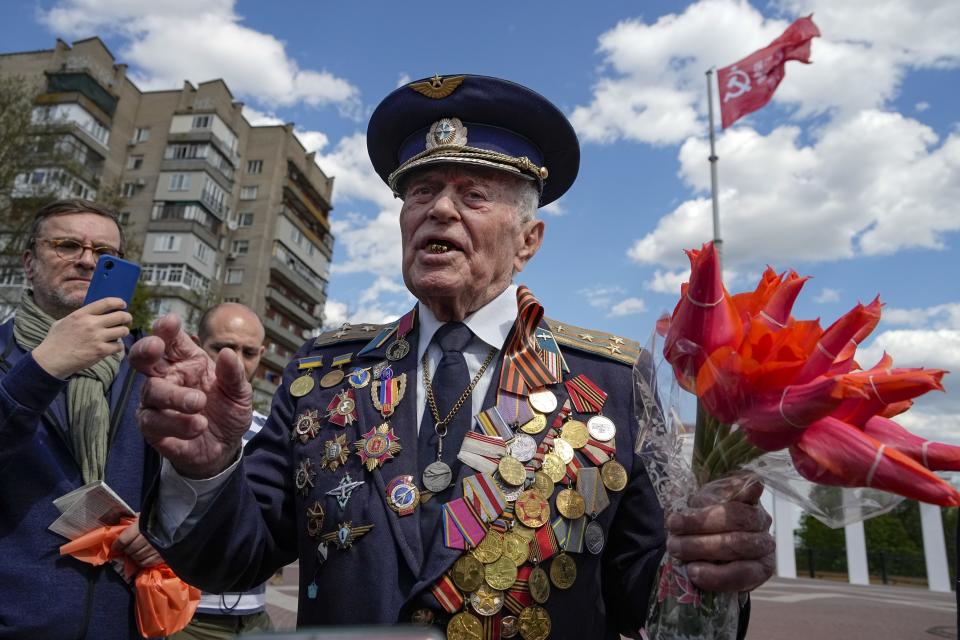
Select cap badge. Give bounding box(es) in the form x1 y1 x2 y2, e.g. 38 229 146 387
427 117 468 148
410 74 465 99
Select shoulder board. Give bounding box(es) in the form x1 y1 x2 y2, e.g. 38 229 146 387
543 317 641 366
313 322 396 347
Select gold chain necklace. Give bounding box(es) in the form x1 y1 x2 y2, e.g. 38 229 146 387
421 346 497 438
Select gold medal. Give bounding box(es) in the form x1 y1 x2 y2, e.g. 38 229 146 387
555 487 586 519
541 453 566 484
293 409 321 443
601 459 628 492
553 438 575 465
469 583 505 616
560 420 589 449
502 531 530 567
320 369 345 388
511 522 536 541
452 554 485 593
517 605 551 640
549 553 577 590
531 471 554 500
472 529 504 564
484 555 518 591
514 490 550 529
520 413 547 435
498 455 527 487
290 374 315 397
447 611 483 640
528 565 551 604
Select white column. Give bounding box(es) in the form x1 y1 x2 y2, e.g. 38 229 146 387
772 492 797 578
920 502 951 592
845 519 870 585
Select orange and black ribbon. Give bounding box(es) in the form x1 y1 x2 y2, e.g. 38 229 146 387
499 287 559 395
564 374 608 413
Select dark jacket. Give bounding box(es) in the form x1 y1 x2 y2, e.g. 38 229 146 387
0 319 155 640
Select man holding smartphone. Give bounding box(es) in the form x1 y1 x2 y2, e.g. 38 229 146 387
0 199 160 639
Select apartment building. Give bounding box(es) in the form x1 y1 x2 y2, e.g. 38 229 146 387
0 37 335 406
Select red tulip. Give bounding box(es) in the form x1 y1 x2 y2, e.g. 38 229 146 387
862 415 960 472
793 299 882 384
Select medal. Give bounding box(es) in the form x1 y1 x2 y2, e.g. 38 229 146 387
320 434 349 471
385 307 415 362
484 555 518 591
585 520 605 555
447 611 483 640
517 605 551 640
354 423 402 471
549 553 577 590
555 487 586 520
528 565 550 604
497 455 527 487
601 459 628 492
502 532 530 567
494 474 525 503
560 419 589 449
320 353 352 388
292 409 321 443
371 369 407 418
386 475 420 516
294 457 316 496
508 433 536 463
514 490 550 529
290 374 315 398
347 367 371 389
472 529 504 564
321 521 374 550
519 413 547 435
527 389 557 414
531 471 554 500
501 615 519 638
327 473 364 509
587 414 616 442
452 554 485 592
325 389 358 427
422 460 453 493
541 453 566 484
306 501 325 538
470 583 505 616
553 438 575 465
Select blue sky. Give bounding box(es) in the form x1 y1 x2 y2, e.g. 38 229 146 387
2 0 958 446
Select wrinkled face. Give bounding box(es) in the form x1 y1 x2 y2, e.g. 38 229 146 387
22 212 123 319
197 305 266 382
399 166 542 313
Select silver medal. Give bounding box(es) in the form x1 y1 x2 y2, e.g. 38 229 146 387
553 437 575 465
508 433 537 463
422 461 453 493
528 389 558 414
585 520 605 555
587 415 616 442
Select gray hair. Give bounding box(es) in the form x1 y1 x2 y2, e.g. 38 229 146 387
28 199 126 255
515 179 540 223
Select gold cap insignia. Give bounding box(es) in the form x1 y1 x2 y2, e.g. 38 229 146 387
410 74 465 99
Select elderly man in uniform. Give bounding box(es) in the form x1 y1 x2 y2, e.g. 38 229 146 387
134 75 774 639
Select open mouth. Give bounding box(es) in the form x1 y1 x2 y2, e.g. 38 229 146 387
423 239 461 254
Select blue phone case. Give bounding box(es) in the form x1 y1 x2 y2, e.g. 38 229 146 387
83 255 142 307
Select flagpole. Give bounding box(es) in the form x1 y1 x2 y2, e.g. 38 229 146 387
705 68 723 271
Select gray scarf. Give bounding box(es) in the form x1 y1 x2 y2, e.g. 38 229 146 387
13 290 122 483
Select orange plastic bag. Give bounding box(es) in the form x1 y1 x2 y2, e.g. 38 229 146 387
59 518 200 637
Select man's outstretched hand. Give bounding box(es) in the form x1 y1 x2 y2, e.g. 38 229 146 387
130 314 253 479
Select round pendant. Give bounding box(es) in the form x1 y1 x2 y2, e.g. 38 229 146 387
501 614 519 638
587 414 616 442
508 433 537 463
531 471 554 501
541 453 566 484
585 520 605 555
336 396 356 416
289 375 315 397
549 553 577 590
385 475 420 516
527 389 558 414
502 531 530 567
514 490 550 529
385 338 410 361
560 420 589 449
555 487 586 519
470 583 505 616
422 460 453 493
498 455 527 487
528 565 550 604
601 459 628 492
447 611 483 640
452 554 485 593
494 474 525 503
320 369 345 388
520 413 547 435
472 529 504 564
553 438 575 465
484 555 518 591
517 605 551 640
347 367 371 389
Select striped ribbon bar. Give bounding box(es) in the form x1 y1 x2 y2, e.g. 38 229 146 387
379 369 398 415
482 613 502 640
495 390 534 427
463 473 508 524
530 523 560 562
564 375 608 414
577 467 610 517
504 565 533 615
441 497 487 550
297 355 324 370
458 432 507 474
535 329 570 373
552 515 587 553
581 438 617 467
499 287 559 395
565 454 584 483
331 353 352 367
475 406 514 440
491 506 515 533
431 573 464 614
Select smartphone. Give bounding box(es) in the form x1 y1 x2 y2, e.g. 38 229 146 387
83 255 141 308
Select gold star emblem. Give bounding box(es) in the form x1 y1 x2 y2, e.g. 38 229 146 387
606 345 623 355
554 325 565 333
361 325 376 332
578 333 595 342
610 336 625 345
333 323 350 338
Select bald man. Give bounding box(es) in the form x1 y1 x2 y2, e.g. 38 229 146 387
193 303 266 383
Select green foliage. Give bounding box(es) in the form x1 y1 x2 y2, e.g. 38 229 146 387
128 281 155 334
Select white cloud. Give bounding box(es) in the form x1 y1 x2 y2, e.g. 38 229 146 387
915 101 930 113
540 199 566 216
581 285 626 309
295 130 329 154
813 287 841 303
41 0 361 117
242 106 284 127
315 133 394 208
329 207 403 278
645 268 688 294
609 297 648 317
880 302 960 330
396 73 411 88
322 297 405 329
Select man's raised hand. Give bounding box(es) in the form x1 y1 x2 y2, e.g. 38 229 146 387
130 314 253 478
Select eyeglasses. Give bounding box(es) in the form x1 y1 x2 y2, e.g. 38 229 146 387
37 237 124 261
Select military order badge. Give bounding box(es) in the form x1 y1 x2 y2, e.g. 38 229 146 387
320 434 350 472
292 409 322 443
326 389 358 427
354 423 403 471
321 521 374 550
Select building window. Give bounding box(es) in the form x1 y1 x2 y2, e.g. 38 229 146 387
230 239 249 255
224 297 241 303
192 115 211 129
142 262 210 293
193 241 211 264
118 212 131 224
225 268 244 284
132 127 150 143
153 234 181 252
238 212 254 227
240 186 258 201
247 160 263 174
169 173 191 191
126 155 144 170
121 182 139 198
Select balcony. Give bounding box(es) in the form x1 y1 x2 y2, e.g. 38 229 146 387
266 285 320 328
167 131 239 167
269 256 326 306
46 71 118 117
146 218 219 250
160 157 234 189
263 316 308 352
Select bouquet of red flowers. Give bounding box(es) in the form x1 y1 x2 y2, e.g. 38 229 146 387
637 242 957 639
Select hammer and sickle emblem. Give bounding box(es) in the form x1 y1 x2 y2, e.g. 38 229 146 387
723 67 752 102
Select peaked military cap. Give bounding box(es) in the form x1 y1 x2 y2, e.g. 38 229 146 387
367 74 580 206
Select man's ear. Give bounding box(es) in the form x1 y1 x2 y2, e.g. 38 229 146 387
22 249 36 281
514 220 544 274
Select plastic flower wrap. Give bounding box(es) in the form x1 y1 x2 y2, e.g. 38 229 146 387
636 241 957 639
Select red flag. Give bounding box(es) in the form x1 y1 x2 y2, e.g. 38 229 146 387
717 15 820 128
